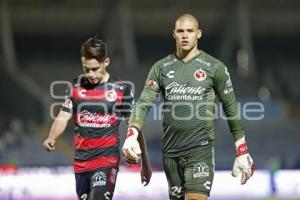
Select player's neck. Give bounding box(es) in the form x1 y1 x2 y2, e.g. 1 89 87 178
176 46 200 63
99 72 110 84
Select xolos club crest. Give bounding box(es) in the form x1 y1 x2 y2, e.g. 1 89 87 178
194 68 207 81
105 90 117 102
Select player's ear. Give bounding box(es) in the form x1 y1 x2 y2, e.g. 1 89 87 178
197 29 202 39
104 57 110 68
172 29 176 39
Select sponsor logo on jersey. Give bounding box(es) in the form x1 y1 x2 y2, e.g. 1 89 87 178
145 79 159 90
108 83 124 90
165 82 206 101
105 90 117 102
193 162 209 178
163 58 177 67
166 82 205 95
194 69 207 81
77 110 117 128
91 171 107 187
195 58 211 67
226 78 232 87
224 88 233 94
225 67 230 76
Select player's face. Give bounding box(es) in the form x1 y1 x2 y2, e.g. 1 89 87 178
81 57 110 84
173 19 201 51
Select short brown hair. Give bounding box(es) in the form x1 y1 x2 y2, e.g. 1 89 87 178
80 37 108 62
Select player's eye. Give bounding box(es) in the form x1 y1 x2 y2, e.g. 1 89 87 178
83 68 88 73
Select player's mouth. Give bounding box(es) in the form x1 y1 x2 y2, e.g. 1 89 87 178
181 41 189 46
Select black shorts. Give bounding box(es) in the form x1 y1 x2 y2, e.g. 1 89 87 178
75 167 119 200
163 144 215 200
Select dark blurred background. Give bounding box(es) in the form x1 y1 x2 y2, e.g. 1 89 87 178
1 0 300 172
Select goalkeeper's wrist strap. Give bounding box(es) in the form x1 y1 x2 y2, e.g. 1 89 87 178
237 143 248 156
235 136 249 156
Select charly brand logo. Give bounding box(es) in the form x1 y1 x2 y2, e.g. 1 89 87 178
77 110 117 128
194 69 207 81
193 162 209 178
92 171 107 187
165 82 206 100
78 89 87 97
167 71 175 79
105 90 117 102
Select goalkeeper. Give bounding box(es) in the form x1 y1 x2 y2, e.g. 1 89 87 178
122 13 255 200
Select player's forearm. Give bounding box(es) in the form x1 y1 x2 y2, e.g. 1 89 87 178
222 99 245 140
48 118 68 140
137 130 151 167
129 88 157 128
47 111 71 140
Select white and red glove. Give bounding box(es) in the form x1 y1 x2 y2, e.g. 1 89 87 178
232 136 255 184
122 127 141 164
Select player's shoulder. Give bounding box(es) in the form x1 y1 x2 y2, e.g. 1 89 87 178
108 76 131 91
198 50 226 72
71 77 84 88
152 54 177 69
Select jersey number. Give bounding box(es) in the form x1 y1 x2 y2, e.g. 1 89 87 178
171 186 183 198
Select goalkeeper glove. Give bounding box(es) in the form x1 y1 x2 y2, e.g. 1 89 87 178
232 136 255 184
122 127 141 163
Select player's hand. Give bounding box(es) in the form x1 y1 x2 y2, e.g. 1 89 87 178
232 136 255 184
123 153 140 166
141 162 152 186
43 137 56 151
122 127 141 164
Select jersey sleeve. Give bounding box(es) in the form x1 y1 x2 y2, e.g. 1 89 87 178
119 84 134 118
61 85 73 114
214 63 244 140
129 62 161 127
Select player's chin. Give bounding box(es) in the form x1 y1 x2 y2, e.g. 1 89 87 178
88 78 99 84
180 45 192 51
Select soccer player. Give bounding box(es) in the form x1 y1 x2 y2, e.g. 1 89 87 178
43 37 151 200
122 14 255 200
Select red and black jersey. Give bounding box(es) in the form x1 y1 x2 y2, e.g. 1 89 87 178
61 76 134 173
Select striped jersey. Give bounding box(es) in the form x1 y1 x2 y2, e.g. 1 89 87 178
62 76 133 173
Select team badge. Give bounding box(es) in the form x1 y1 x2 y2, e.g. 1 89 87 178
91 171 107 187
194 69 206 81
193 162 209 178
105 90 117 102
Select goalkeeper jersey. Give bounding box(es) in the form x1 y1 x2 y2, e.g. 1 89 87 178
130 50 244 157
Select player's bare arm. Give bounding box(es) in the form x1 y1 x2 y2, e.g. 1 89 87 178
123 119 152 186
43 110 72 151
137 128 152 186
